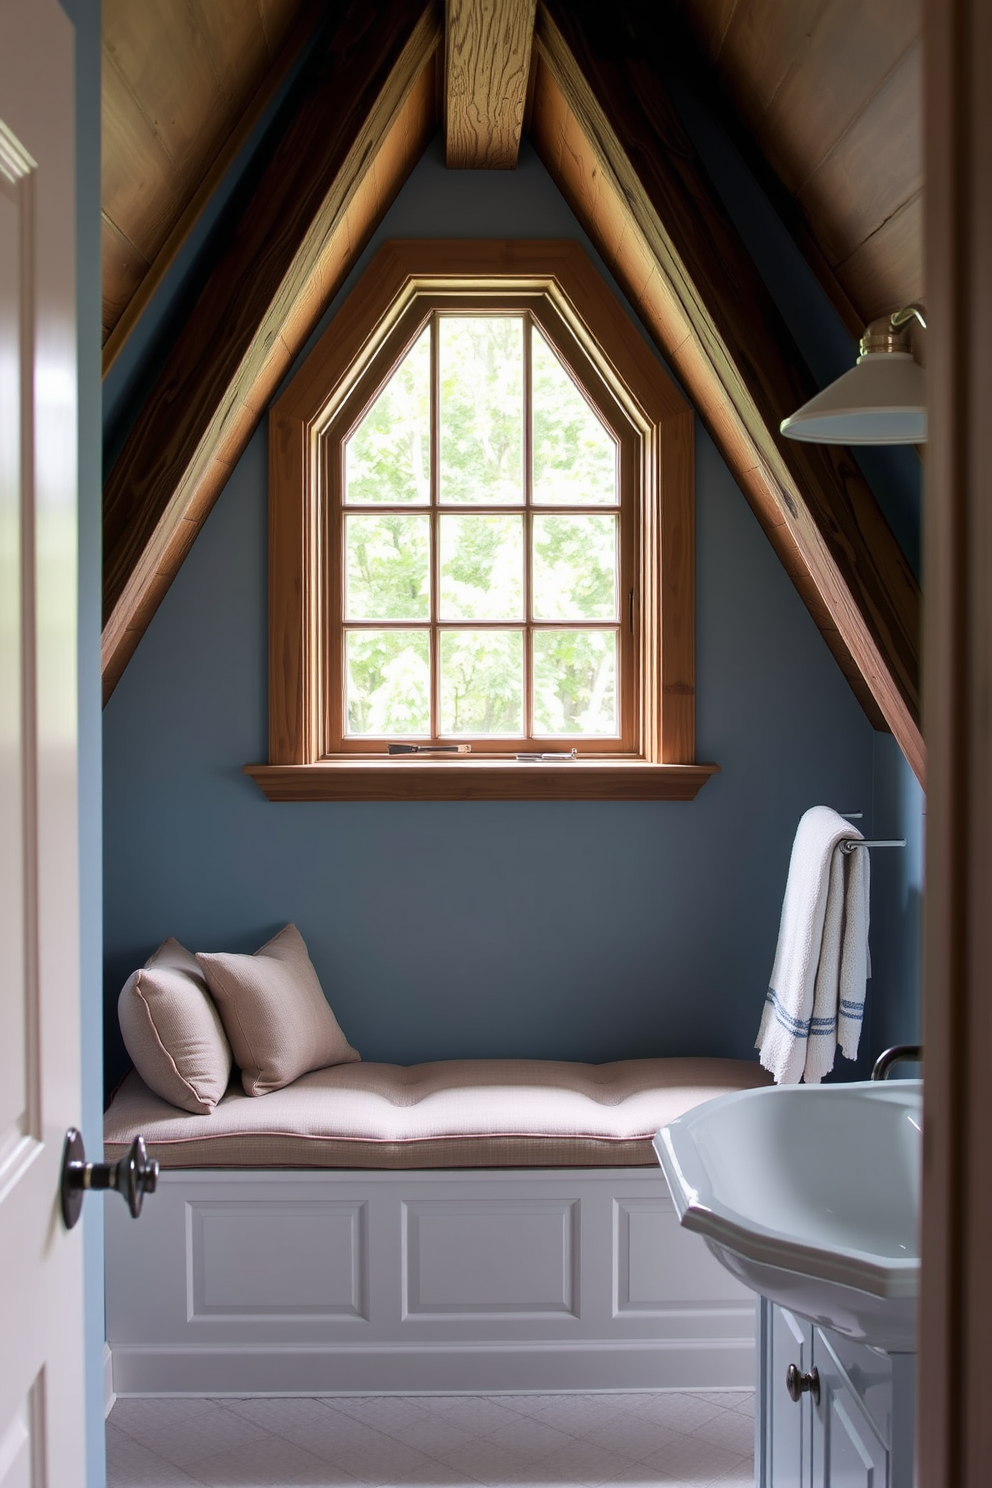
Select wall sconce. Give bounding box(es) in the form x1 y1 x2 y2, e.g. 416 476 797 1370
780 305 927 444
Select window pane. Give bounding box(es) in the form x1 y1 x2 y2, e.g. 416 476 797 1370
439 317 523 505
344 325 430 504
439 514 523 620
532 514 618 620
439 630 523 734
345 630 430 736
532 327 618 506
345 514 430 621
533 630 618 735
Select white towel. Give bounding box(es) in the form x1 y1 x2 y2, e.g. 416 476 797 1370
756 806 871 1084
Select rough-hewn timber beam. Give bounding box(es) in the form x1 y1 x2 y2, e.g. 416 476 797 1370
445 0 536 167
532 2 924 785
102 1 441 702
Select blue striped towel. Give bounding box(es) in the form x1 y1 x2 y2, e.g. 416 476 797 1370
756 806 870 1084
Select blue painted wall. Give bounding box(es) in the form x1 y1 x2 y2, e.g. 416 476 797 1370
103 137 892 1088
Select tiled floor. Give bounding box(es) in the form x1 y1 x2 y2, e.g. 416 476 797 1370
106 1390 755 1488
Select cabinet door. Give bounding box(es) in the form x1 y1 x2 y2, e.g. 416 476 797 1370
812 1331 889 1488
760 1301 813 1488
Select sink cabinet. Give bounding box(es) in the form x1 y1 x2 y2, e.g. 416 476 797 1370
757 1299 915 1488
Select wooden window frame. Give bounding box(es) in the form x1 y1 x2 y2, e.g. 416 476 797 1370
247 240 716 801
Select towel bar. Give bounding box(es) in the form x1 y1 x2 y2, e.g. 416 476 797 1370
839 837 906 854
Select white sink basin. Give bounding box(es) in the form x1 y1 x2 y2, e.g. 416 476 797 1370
654 1079 921 1352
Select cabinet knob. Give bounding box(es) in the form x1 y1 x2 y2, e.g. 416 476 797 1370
786 1362 820 1405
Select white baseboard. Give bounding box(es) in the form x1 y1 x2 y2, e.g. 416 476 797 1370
110 1337 755 1396
103 1341 115 1417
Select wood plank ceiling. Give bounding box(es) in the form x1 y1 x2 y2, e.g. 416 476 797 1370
675 0 922 331
101 0 317 371
99 0 924 781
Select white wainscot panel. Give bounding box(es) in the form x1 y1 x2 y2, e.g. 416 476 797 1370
403 1199 578 1318
186 1200 368 1320
615 1196 753 1313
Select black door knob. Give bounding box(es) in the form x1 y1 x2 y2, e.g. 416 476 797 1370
60 1128 159 1230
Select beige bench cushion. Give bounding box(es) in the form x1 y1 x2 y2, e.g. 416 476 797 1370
104 1057 772 1169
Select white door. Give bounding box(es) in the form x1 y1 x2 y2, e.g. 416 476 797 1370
0 2 87 1484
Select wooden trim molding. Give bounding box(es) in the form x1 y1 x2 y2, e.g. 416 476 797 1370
245 761 718 802
260 238 709 802
918 0 992 1482
444 0 537 168
100 0 442 703
531 2 924 787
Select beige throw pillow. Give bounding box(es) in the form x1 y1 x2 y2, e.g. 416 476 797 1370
197 924 360 1096
118 939 233 1114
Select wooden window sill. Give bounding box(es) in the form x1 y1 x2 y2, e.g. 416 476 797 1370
244 760 719 802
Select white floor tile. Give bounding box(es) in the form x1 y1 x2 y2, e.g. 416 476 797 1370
436 1438 532 1485
639 1432 746 1483
106 1432 202 1488
184 1434 351 1487
136 1410 271 1470
222 1396 340 1434
379 1415 480 1458
111 1397 225 1439
429 1397 534 1433
106 1390 755 1488
688 1410 755 1456
481 1418 575 1461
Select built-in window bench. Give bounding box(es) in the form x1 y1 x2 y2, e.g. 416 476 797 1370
103 1057 770 1398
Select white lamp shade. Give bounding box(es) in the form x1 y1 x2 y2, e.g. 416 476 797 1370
779 351 927 444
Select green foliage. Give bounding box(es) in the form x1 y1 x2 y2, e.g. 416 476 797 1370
533 630 617 735
346 631 430 736
440 630 523 734
346 514 430 620
345 327 430 505
439 318 523 504
532 328 617 506
440 514 523 620
533 514 617 620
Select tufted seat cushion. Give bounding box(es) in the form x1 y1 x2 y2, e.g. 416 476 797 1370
104 1056 772 1169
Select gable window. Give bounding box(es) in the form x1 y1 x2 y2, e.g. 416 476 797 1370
247 242 716 801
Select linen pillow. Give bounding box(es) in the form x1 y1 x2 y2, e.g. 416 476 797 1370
196 924 359 1096
118 938 233 1114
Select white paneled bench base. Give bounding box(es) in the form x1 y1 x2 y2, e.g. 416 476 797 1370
105 1166 755 1397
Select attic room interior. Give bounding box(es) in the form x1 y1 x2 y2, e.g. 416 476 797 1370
2 0 991 1485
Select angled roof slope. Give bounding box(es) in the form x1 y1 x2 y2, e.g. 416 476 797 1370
102 0 923 786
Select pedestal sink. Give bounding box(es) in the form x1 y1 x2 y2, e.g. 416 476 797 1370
653 1079 921 1351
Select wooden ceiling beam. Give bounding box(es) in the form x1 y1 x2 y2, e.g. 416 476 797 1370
445 0 536 167
533 2 924 784
101 0 441 702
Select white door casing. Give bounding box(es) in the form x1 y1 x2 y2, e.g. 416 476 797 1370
0 3 85 1484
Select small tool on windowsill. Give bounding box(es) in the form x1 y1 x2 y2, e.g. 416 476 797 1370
386 743 472 755
515 750 578 762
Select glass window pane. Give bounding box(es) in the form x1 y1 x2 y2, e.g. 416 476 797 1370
345 630 430 736
532 514 618 620
532 327 618 506
345 514 430 621
439 630 523 734
533 630 618 735
439 514 523 620
344 325 430 504
439 317 523 505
